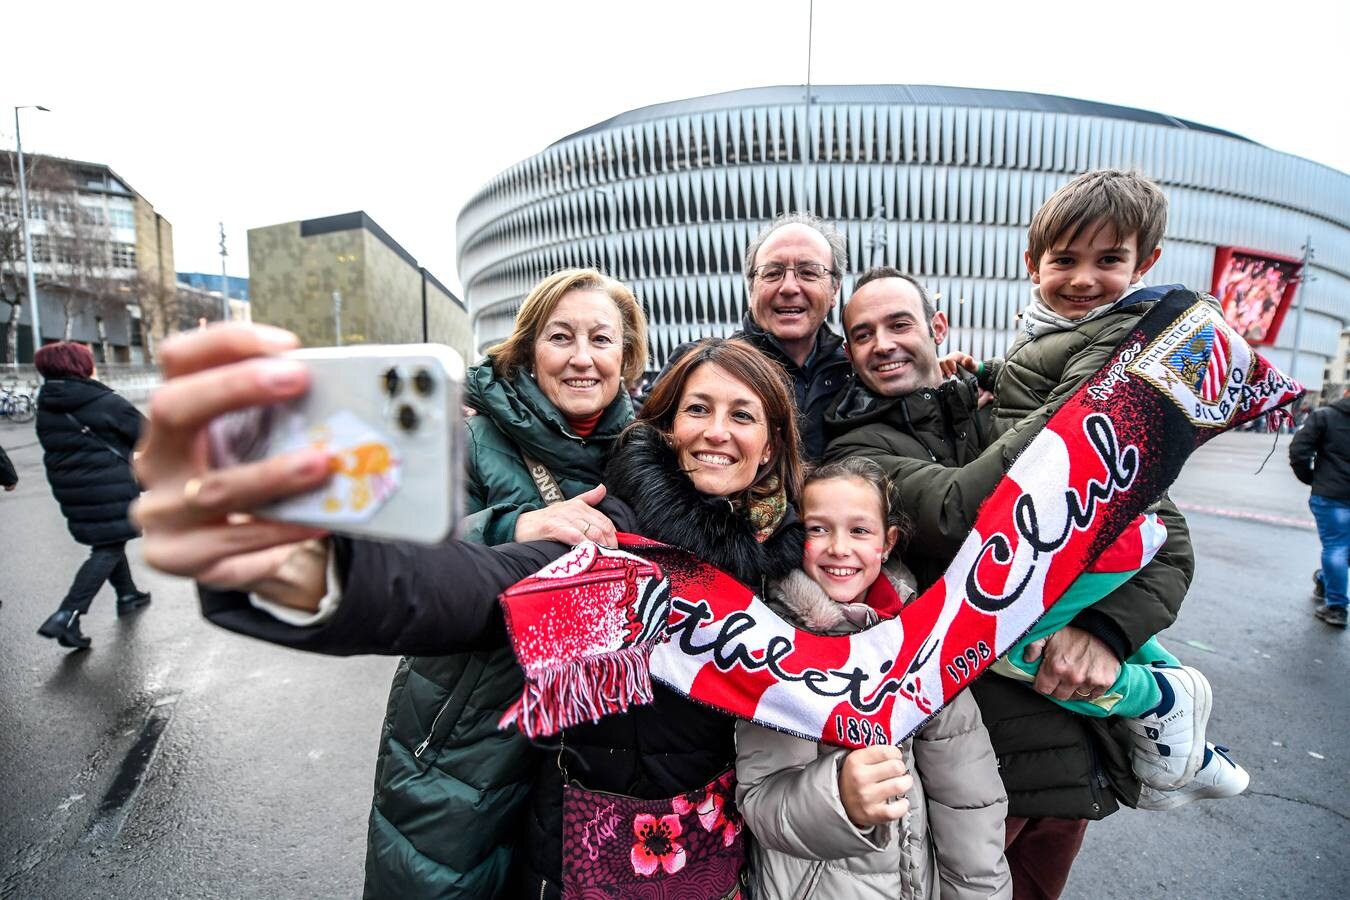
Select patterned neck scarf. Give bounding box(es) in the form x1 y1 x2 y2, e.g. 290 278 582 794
739 477 787 544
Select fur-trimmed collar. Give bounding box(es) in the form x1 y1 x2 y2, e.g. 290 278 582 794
606 423 804 588
768 562 917 635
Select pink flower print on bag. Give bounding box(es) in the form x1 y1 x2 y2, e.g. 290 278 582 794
630 814 687 876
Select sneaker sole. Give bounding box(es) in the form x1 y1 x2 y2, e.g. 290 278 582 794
1135 666 1213 791
1136 762 1250 811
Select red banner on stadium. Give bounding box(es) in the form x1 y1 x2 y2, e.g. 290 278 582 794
1212 246 1304 346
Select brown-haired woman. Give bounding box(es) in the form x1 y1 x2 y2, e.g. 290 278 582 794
33 341 149 650
132 333 805 897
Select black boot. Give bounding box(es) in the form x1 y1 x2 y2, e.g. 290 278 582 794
37 610 92 650
116 591 152 617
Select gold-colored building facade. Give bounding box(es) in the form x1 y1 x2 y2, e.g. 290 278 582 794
248 212 471 360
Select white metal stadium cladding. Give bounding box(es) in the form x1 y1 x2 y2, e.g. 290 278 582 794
458 85 1350 385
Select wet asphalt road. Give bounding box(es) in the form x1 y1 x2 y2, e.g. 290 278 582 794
1 423 1345 899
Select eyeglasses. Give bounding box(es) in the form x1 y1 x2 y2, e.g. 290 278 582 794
750 262 837 284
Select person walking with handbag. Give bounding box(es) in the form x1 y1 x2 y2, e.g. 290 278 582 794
33 341 149 650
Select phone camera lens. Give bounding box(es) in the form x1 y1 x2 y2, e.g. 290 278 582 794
397 404 419 432
383 368 402 397
412 369 434 396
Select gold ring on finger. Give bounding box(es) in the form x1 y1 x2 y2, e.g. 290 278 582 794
183 476 205 509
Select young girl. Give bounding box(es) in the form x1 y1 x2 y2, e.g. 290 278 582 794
736 457 1011 900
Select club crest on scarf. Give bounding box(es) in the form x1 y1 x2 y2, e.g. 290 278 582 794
1121 300 1299 428
498 289 1304 750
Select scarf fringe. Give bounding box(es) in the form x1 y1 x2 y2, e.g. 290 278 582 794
499 639 660 738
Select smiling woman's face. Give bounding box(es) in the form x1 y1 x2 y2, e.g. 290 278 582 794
669 363 772 497
531 289 624 420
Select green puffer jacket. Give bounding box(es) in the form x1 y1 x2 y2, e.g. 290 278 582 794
364 363 633 899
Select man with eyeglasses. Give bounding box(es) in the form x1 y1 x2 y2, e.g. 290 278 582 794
654 212 852 460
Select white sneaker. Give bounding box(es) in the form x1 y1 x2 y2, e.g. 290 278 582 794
1136 743 1249 811
1125 665 1213 790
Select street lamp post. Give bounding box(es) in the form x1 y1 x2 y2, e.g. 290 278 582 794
14 105 50 357
1287 236 1315 384
332 290 343 346
218 222 231 322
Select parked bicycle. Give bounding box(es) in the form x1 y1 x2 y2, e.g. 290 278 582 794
1 379 38 423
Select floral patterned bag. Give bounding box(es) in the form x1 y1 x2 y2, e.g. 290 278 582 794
560 768 746 899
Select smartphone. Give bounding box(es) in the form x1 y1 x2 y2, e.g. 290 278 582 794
207 344 466 544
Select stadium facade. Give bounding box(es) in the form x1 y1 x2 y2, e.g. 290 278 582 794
457 85 1350 387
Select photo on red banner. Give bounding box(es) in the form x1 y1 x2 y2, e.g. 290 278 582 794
1211 246 1303 346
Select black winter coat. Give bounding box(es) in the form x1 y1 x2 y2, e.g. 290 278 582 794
1290 398 1350 502
36 378 144 546
201 423 804 899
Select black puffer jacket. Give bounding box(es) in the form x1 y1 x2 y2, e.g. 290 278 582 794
201 423 804 899
1290 398 1350 501
36 378 143 546
657 312 850 460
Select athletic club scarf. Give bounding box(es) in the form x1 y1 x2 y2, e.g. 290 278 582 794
498 290 1304 749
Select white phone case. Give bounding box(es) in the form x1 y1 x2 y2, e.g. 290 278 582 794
208 344 466 544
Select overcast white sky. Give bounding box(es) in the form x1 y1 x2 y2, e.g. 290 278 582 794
5 0 1346 296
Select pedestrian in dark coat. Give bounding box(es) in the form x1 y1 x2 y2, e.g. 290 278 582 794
1291 389 1350 628
33 342 149 650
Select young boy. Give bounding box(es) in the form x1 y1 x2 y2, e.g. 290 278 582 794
940 168 1248 810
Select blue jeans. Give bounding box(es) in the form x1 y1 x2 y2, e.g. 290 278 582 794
1309 495 1350 610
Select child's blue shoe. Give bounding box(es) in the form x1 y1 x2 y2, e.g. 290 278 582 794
1125 664 1212 791
1135 743 1248 811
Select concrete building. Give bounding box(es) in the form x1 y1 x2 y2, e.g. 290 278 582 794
1 152 174 363
457 85 1350 388
248 211 471 360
